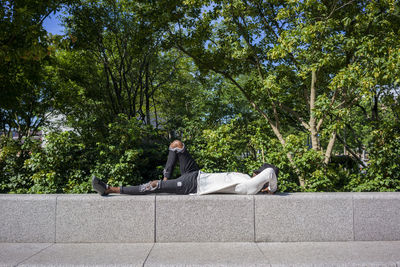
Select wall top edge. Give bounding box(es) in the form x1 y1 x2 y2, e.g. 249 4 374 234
0 192 399 199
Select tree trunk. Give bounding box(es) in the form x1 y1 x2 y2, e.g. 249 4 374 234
309 70 320 151
152 95 159 129
372 93 379 121
261 109 305 187
324 131 337 164
261 147 265 163
145 62 151 125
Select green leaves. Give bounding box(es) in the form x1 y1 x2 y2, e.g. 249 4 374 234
2 0 400 193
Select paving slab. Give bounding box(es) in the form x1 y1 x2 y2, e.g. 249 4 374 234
255 193 354 242
156 195 254 242
0 243 52 267
354 192 400 241
18 243 154 267
144 242 268 266
257 241 400 267
0 195 56 242
1 241 399 266
56 194 155 243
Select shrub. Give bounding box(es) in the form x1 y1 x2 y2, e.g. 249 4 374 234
0 137 40 193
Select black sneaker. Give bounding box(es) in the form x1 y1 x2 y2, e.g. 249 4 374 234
92 176 109 196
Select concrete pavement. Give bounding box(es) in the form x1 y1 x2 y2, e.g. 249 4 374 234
2 193 400 266
1 241 400 266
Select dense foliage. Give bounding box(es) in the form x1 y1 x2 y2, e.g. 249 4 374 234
1 0 399 193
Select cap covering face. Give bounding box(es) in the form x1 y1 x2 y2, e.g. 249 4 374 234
253 163 279 177
253 163 279 191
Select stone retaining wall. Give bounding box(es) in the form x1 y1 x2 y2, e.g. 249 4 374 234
1 192 399 243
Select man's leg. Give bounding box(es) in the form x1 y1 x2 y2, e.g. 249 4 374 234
127 140 199 194
119 171 198 195
92 175 191 195
163 140 199 179
92 140 199 196
120 179 186 195
93 174 198 196
119 181 158 195
92 177 160 195
163 141 180 180
110 179 187 195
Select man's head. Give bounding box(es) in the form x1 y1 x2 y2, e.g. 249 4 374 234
252 163 279 193
252 163 279 177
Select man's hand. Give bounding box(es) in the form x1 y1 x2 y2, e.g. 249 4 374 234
261 188 274 194
163 177 168 181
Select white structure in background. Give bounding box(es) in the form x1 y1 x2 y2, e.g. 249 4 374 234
41 112 75 146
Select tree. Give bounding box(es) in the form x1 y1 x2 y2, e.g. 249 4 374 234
0 0 74 138
59 0 191 127
167 0 400 187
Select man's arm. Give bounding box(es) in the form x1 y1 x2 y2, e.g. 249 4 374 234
235 168 277 194
261 186 274 194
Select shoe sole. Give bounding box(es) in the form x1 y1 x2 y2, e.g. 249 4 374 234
92 177 108 196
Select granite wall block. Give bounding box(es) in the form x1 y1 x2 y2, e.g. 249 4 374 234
255 193 354 242
156 194 254 242
354 192 400 241
0 195 56 242
56 194 155 243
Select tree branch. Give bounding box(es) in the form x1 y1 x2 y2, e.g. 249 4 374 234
336 134 367 168
317 89 338 132
279 103 310 131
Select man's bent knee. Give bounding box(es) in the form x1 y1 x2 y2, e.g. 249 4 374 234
169 140 184 150
150 180 159 188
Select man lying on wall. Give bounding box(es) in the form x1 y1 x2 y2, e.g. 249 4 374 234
92 140 278 196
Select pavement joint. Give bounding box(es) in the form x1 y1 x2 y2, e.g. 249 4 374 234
253 195 256 242
142 242 156 267
1 241 400 266
255 242 270 266
154 195 157 243
15 243 54 267
352 194 355 241
54 195 58 243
